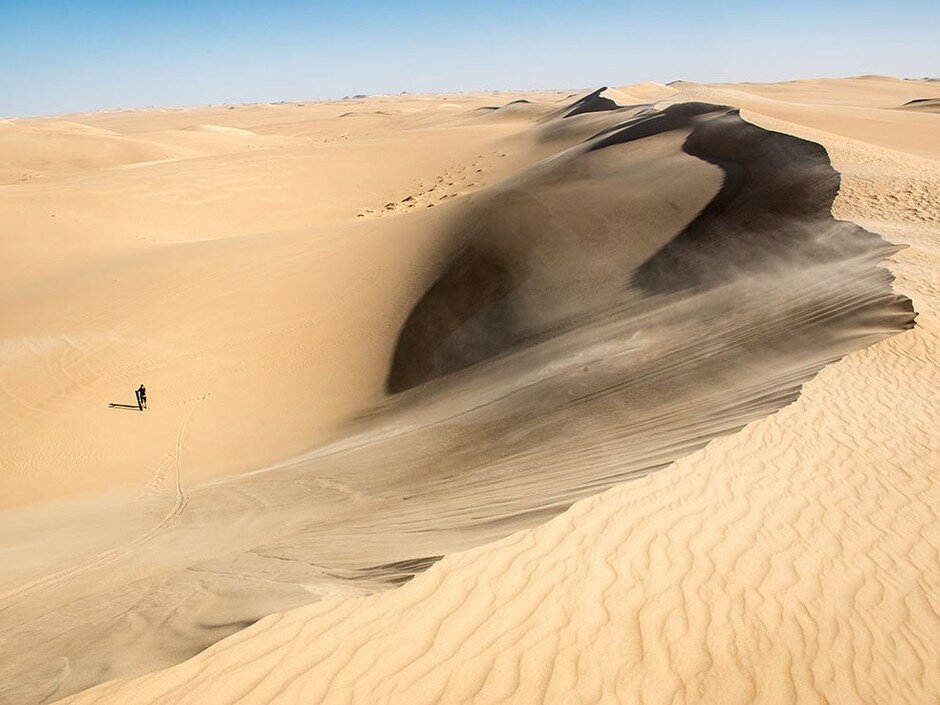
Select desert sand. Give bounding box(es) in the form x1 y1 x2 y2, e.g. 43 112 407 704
0 76 937 704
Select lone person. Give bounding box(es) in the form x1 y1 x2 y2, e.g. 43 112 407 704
136 384 147 411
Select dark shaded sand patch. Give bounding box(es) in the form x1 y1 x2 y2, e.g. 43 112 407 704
349 556 445 587
388 246 526 392
550 86 621 119
389 102 913 392
895 98 940 113
606 104 906 293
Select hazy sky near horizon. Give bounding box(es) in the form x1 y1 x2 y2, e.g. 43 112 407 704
1 0 938 117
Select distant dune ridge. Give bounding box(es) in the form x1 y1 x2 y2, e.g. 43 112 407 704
551 86 622 119
0 77 937 705
897 97 940 113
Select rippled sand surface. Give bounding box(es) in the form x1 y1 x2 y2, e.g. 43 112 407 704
0 76 936 705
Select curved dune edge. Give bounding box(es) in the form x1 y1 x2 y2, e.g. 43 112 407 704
57 105 940 702
5 92 920 705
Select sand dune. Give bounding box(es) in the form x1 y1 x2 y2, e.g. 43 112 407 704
0 78 937 705
673 81 940 159
612 81 678 103
549 86 622 118
0 119 304 186
711 75 933 107
897 97 940 113
0 121 188 184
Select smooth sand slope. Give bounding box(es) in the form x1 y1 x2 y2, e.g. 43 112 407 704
0 77 936 705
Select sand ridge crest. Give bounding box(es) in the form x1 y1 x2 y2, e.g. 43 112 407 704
0 78 936 705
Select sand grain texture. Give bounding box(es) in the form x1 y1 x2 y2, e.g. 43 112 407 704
0 78 937 705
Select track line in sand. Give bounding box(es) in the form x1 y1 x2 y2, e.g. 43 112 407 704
0 394 207 616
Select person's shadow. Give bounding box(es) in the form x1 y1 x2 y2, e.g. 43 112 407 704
108 402 140 411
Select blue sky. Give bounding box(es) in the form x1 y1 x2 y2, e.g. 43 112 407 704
1 0 938 117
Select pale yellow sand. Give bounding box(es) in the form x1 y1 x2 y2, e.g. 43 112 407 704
0 90 569 506
0 78 937 705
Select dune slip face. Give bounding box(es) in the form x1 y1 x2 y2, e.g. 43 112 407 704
0 86 924 705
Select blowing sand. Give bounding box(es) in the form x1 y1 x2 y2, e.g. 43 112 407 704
0 77 937 705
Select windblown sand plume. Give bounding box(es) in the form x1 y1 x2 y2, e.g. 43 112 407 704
0 78 937 705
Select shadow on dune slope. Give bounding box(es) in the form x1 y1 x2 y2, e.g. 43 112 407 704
896 97 940 113
388 245 526 392
626 105 901 292
1 99 916 705
556 86 621 118
388 102 913 393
